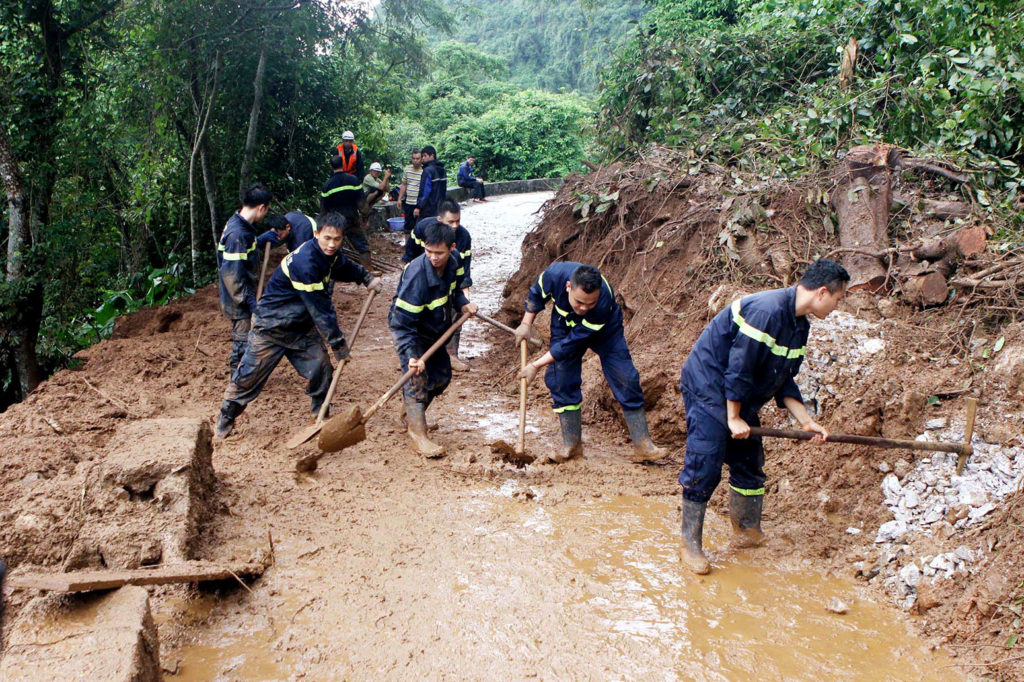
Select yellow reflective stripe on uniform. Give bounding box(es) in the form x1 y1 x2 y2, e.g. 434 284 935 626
321 185 363 197
554 305 576 327
412 232 426 247
731 299 806 360
460 249 472 257
553 403 582 413
581 319 604 331
456 267 465 276
218 240 257 261
537 273 546 297
730 485 766 496
449 281 457 293
281 257 326 292
395 294 450 314
395 298 424 313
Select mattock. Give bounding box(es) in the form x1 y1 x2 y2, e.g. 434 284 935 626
747 397 979 472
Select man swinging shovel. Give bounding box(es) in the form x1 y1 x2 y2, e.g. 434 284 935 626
214 212 383 439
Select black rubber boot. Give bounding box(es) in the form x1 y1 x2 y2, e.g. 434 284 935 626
680 497 711 574
622 407 669 463
729 489 765 548
215 400 244 439
405 397 445 458
552 410 583 463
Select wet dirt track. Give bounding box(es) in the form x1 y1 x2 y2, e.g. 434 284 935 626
154 194 959 680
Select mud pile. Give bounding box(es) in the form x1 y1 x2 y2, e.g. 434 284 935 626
502 148 1024 678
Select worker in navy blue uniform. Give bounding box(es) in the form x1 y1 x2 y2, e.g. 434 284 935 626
217 184 289 372
677 259 849 574
282 210 318 252
389 220 477 458
515 263 668 464
402 201 473 371
215 212 383 439
416 145 447 220
321 155 372 271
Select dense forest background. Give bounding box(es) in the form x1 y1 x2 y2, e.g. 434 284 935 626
2 0 1023 408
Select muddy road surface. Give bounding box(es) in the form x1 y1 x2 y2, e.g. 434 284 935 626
128 193 956 680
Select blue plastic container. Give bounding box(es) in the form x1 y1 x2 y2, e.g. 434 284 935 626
387 217 405 232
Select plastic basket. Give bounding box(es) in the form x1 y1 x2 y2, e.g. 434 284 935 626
387 217 405 232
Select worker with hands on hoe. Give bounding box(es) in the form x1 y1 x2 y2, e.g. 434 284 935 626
402 200 474 371
514 263 668 464
389 220 477 458
215 212 383 439
677 258 849 575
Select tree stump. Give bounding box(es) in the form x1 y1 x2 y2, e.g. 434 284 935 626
832 144 898 290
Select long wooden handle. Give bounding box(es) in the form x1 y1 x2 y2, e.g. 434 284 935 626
313 290 378 425
517 340 527 454
956 397 979 474
748 427 971 456
256 242 272 300
475 313 543 349
362 312 472 422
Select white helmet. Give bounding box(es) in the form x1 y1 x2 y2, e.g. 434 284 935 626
369 162 382 172
341 130 355 140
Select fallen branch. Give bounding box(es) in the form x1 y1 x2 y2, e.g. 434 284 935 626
9 559 271 593
78 376 133 413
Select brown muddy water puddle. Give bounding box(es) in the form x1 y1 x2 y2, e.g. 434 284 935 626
164 493 957 680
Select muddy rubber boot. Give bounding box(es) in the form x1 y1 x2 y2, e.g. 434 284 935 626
398 401 438 431
680 498 711 575
447 329 470 371
214 400 243 440
622 407 669 463
551 410 583 463
729 489 765 548
405 399 445 458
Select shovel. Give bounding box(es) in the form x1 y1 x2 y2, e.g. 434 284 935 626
487 338 537 465
285 289 377 449
312 312 473 460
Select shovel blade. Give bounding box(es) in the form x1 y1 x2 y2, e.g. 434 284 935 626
285 422 323 450
318 405 367 452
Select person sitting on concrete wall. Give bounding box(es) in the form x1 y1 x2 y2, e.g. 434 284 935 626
457 156 486 202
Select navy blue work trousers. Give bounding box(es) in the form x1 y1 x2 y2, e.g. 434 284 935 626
544 328 644 413
223 327 332 415
229 316 251 372
678 392 766 504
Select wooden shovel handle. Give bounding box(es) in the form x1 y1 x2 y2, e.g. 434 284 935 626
256 242 272 301
517 340 527 454
313 289 377 425
747 426 972 456
362 312 472 422
474 312 543 349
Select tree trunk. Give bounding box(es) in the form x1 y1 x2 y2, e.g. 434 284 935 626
200 138 220 251
832 144 896 290
239 36 268 199
0 127 42 398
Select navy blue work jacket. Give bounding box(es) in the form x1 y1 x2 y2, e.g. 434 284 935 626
680 286 809 425
389 253 469 360
320 171 362 216
284 211 318 252
217 212 280 320
253 239 371 352
525 262 622 362
416 160 447 217
401 217 473 288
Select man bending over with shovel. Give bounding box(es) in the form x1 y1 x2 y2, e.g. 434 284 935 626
677 258 848 575
215 212 383 439
389 220 477 457
514 263 668 464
